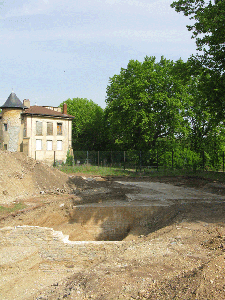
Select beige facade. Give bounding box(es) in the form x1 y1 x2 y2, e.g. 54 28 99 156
23 115 72 163
0 93 74 165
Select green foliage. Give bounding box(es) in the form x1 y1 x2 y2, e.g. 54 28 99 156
105 56 189 150
65 149 74 166
171 0 225 119
60 98 105 151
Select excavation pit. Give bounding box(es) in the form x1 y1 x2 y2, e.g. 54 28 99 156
66 203 179 241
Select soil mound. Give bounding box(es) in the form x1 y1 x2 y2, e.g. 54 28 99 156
0 150 70 203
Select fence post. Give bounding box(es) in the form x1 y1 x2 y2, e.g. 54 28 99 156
223 151 224 173
111 150 113 167
172 149 174 170
203 151 205 171
98 151 100 167
139 151 142 172
157 145 158 172
87 151 89 165
124 151 126 170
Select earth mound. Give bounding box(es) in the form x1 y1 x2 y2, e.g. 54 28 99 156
0 150 70 203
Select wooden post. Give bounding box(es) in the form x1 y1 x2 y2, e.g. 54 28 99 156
124 151 126 171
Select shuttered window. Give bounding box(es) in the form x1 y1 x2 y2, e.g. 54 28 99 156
47 122 53 135
36 121 42 136
57 123 62 135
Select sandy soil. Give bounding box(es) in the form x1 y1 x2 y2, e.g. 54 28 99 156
0 151 225 300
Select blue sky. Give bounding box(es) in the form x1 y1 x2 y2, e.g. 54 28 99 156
0 0 196 108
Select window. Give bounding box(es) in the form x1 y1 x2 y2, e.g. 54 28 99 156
57 123 62 135
4 124 7 131
57 140 62 151
23 128 27 138
23 120 27 137
36 121 42 136
47 122 53 135
4 144 7 150
47 140 53 151
36 139 42 150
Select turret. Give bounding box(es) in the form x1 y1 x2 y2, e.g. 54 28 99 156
0 92 26 151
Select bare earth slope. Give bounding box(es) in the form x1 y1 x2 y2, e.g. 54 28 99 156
0 150 70 203
0 151 225 300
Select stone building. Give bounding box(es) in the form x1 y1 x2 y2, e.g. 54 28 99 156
0 92 74 164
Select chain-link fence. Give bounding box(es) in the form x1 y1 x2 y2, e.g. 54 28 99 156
73 146 225 172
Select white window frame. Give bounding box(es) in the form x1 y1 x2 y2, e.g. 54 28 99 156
36 139 42 150
47 140 53 151
57 140 62 151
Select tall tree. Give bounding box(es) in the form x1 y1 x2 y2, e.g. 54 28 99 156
171 0 225 117
60 98 105 151
105 56 189 150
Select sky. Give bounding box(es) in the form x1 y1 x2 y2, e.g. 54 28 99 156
0 0 196 109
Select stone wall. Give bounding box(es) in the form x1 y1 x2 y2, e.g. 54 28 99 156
1 108 24 152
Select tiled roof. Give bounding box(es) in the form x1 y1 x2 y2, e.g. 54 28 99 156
22 106 74 119
0 92 25 109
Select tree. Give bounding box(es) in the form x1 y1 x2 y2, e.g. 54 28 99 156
105 56 190 150
171 0 225 117
60 98 105 151
171 0 225 72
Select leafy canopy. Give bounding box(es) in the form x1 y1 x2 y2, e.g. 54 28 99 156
171 0 225 73
60 98 105 151
105 56 190 150
171 0 225 119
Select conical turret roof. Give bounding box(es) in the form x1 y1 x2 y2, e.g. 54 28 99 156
1 92 25 109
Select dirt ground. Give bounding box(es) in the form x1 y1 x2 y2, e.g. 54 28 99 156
0 151 225 300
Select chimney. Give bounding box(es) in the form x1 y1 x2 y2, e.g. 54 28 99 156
23 99 30 108
63 103 67 114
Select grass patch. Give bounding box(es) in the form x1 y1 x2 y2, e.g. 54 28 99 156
59 164 225 183
59 164 195 177
59 165 132 176
0 202 26 215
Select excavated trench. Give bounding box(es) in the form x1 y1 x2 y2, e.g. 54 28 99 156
5 180 221 242
63 203 180 241
53 179 225 242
